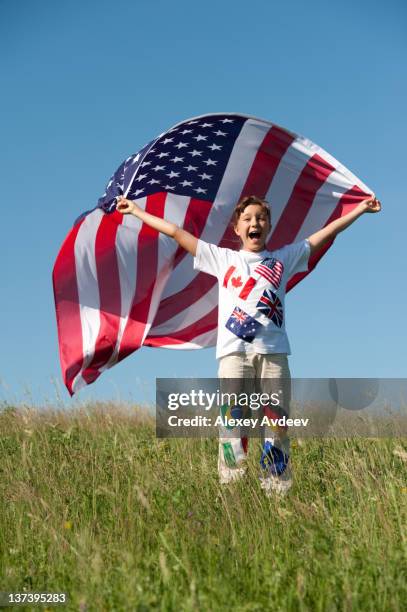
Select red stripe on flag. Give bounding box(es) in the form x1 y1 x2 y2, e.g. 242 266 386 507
286 184 371 293
118 192 167 361
240 125 295 197
238 276 256 299
173 198 212 269
145 308 218 346
267 153 336 251
81 211 124 385
52 219 85 396
152 273 216 327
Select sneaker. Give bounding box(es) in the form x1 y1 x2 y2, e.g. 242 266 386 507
259 465 293 497
219 465 247 485
260 440 289 476
218 441 247 484
259 439 292 496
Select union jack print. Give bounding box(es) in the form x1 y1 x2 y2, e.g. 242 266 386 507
256 288 284 327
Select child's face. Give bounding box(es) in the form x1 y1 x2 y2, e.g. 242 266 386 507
234 204 271 252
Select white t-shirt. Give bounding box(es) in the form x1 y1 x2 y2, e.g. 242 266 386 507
193 239 311 359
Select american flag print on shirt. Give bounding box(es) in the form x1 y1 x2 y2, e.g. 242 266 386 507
225 307 262 343
53 112 373 395
256 288 284 327
255 258 284 289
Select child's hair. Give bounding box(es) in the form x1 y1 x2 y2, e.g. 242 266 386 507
232 195 271 226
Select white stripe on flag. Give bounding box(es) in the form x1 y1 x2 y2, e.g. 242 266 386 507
265 136 313 236
71 208 104 393
149 284 218 335
155 328 218 349
96 199 146 375
296 170 354 240
200 118 273 244
141 194 191 341
307 141 371 194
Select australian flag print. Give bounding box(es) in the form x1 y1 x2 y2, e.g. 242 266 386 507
225 307 262 343
256 288 284 327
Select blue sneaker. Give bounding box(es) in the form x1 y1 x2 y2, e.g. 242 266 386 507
260 440 289 476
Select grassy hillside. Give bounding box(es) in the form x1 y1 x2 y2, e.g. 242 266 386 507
1 404 406 611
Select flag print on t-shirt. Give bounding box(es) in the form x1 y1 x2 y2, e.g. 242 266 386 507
223 266 258 300
254 257 284 289
256 288 284 327
225 306 262 343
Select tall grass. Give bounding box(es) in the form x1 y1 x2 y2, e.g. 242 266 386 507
1 403 406 611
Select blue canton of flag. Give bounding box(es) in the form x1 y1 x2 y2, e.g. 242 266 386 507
97 115 246 212
96 141 155 213
225 307 262 343
256 288 284 327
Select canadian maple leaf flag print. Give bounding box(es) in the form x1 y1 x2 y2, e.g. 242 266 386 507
53 113 373 394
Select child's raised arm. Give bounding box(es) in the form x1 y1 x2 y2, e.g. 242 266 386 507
116 196 198 256
307 195 381 256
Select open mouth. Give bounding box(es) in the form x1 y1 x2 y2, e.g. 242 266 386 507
248 231 261 239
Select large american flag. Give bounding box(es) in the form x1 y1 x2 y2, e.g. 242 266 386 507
53 113 372 395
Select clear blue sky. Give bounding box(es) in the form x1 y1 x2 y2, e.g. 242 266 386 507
1 0 406 407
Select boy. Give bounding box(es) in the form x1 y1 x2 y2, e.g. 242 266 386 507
116 193 381 494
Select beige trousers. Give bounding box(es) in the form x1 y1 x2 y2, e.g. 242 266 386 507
217 352 291 481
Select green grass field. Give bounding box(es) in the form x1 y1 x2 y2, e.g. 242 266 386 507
1 403 406 611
